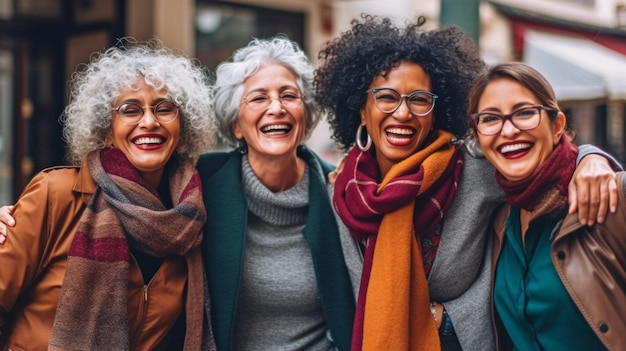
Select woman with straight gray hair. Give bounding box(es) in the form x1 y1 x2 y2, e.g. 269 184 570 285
195 36 361 351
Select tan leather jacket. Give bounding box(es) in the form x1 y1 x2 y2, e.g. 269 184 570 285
0 160 188 351
491 173 626 351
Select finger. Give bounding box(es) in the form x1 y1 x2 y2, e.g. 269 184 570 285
568 181 578 215
0 207 15 227
575 182 589 226
0 233 5 245
609 176 619 214
595 182 609 224
585 183 600 226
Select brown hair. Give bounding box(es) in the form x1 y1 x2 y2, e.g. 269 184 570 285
467 61 560 136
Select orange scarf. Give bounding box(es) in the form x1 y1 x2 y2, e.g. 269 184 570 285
334 131 463 350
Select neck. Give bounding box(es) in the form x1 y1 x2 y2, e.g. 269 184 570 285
247 151 305 192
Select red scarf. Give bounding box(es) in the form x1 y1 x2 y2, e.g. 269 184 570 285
50 148 213 351
496 137 578 214
334 130 463 351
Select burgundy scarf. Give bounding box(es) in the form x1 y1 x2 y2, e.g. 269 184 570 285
49 148 213 351
496 137 578 215
334 130 463 350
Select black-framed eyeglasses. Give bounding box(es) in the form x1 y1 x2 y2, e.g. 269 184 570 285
366 88 438 116
243 91 304 111
112 100 179 125
471 105 556 136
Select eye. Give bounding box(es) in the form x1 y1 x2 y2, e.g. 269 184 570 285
375 90 400 102
155 101 176 114
280 92 299 101
477 113 502 124
514 107 538 118
248 94 269 104
408 93 432 104
118 103 142 117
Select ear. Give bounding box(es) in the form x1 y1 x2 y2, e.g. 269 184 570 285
553 111 567 145
232 120 243 140
105 131 113 147
359 106 366 126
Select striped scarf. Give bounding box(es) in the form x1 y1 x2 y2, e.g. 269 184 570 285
334 130 463 351
496 136 578 216
49 148 212 351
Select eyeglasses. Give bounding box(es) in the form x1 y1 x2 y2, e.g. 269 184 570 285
366 88 438 116
112 100 179 125
243 91 304 111
471 105 555 136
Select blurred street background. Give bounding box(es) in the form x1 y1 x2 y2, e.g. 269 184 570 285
1 0 625 203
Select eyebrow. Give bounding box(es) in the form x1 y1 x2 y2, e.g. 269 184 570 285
479 102 537 113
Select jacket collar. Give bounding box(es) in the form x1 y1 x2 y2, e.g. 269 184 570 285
73 157 96 204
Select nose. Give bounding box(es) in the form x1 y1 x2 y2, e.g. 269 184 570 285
266 97 284 114
392 98 413 122
138 108 161 127
500 118 519 136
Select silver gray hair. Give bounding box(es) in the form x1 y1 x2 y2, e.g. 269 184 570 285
62 38 216 165
212 36 320 146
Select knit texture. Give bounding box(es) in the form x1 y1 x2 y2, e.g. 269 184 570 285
235 158 334 350
49 148 211 351
496 137 578 217
334 131 463 351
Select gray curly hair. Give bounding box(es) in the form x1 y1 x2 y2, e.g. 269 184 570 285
212 36 320 146
61 38 216 165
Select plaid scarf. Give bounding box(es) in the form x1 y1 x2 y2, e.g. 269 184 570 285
49 148 212 351
334 130 463 351
496 136 578 217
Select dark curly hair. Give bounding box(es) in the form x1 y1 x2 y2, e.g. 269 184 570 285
314 14 486 151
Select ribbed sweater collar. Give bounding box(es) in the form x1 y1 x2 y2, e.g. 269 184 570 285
241 155 309 226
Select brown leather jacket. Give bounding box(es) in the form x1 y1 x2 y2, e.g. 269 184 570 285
0 160 188 351
491 172 626 351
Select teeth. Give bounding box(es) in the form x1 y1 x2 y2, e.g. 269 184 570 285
500 143 531 154
134 137 164 145
385 128 415 136
261 124 291 134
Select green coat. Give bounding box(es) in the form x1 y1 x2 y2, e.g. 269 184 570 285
196 146 355 351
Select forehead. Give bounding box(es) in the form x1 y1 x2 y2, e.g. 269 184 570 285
117 78 168 99
242 63 299 92
370 61 431 91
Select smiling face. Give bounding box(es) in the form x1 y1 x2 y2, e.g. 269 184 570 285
476 77 565 182
360 61 434 176
108 79 180 188
234 62 306 162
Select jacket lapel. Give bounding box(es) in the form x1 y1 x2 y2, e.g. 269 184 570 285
198 151 247 351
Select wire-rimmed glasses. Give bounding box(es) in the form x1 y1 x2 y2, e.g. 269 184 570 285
112 100 179 125
471 105 555 136
366 88 438 116
243 91 304 111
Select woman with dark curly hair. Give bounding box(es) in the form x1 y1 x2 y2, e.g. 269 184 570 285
314 14 619 351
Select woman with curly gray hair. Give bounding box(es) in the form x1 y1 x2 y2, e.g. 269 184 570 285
195 36 361 351
0 40 216 350
314 14 618 351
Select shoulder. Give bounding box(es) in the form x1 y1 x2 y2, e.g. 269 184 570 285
25 166 80 194
196 150 239 178
298 146 336 184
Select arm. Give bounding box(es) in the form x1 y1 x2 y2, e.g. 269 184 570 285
0 173 52 329
571 145 624 226
0 205 15 244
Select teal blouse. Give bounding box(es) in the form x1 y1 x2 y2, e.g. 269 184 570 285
494 207 606 351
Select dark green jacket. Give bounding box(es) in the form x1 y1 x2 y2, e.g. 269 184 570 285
196 146 355 351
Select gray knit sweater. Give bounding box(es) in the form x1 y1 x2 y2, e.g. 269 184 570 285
233 157 336 351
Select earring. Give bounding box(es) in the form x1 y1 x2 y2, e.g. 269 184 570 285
356 124 372 152
237 139 247 154
463 133 484 159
